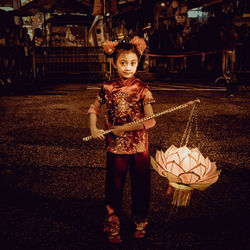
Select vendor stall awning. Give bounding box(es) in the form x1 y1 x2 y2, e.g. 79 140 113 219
15 0 92 14
0 0 13 6
187 0 223 9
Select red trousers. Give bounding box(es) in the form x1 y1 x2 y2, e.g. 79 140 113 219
105 151 151 219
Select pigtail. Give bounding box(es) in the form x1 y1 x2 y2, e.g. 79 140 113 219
129 36 146 55
102 40 119 57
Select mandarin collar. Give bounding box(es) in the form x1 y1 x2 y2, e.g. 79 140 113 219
117 76 136 87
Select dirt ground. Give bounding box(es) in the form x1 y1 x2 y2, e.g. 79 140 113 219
0 79 249 249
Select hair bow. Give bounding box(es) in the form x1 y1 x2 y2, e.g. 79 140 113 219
129 36 146 55
102 40 119 55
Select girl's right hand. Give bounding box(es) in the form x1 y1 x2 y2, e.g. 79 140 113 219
91 128 105 140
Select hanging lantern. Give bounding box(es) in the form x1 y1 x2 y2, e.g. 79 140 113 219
151 145 221 207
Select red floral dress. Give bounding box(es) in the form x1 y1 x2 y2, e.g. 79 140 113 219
97 76 155 154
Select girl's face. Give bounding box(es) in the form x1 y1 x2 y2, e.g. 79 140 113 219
115 51 138 81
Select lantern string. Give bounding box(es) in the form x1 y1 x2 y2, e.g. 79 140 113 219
82 99 200 142
194 107 200 149
180 101 199 147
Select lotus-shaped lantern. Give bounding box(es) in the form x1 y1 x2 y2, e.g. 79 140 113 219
151 145 221 206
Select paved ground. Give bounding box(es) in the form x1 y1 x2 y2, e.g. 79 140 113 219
0 78 249 250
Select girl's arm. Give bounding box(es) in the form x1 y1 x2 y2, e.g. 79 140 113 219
112 104 156 136
89 99 105 140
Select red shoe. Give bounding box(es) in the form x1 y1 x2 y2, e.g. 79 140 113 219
133 219 148 238
103 213 122 243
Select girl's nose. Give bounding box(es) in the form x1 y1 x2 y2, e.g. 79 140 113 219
125 64 132 70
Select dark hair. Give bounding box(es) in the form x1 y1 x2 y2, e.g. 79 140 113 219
109 42 141 62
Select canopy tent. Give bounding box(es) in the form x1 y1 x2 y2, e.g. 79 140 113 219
187 0 223 10
48 13 94 26
0 0 13 6
7 0 92 16
8 7 38 16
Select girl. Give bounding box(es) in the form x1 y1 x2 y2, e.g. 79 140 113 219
87 36 156 243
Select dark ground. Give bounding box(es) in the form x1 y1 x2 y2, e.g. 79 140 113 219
0 75 249 250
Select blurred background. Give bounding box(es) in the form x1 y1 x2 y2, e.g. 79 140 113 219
0 0 249 85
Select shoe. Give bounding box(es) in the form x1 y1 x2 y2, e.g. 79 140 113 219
133 218 148 238
103 213 122 243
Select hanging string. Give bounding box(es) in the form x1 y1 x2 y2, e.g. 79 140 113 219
180 104 195 147
194 106 200 149
180 101 199 147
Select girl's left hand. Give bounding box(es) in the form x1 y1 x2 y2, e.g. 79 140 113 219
112 126 125 137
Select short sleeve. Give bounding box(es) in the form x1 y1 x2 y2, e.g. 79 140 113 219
97 86 106 104
141 85 155 106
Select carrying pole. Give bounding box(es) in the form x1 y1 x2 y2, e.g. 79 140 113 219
82 99 200 142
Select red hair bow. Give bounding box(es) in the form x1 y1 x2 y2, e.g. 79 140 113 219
129 36 146 55
102 40 119 55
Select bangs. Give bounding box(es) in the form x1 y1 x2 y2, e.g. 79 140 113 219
113 43 140 62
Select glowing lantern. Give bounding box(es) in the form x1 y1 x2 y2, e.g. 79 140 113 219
151 145 221 207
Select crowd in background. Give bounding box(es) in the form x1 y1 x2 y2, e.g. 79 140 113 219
0 22 46 86
0 25 31 70
0 13 249 86
144 16 249 74
109 14 249 75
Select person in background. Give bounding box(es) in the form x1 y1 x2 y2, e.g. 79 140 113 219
20 27 32 77
33 28 45 47
221 19 239 80
237 24 249 71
